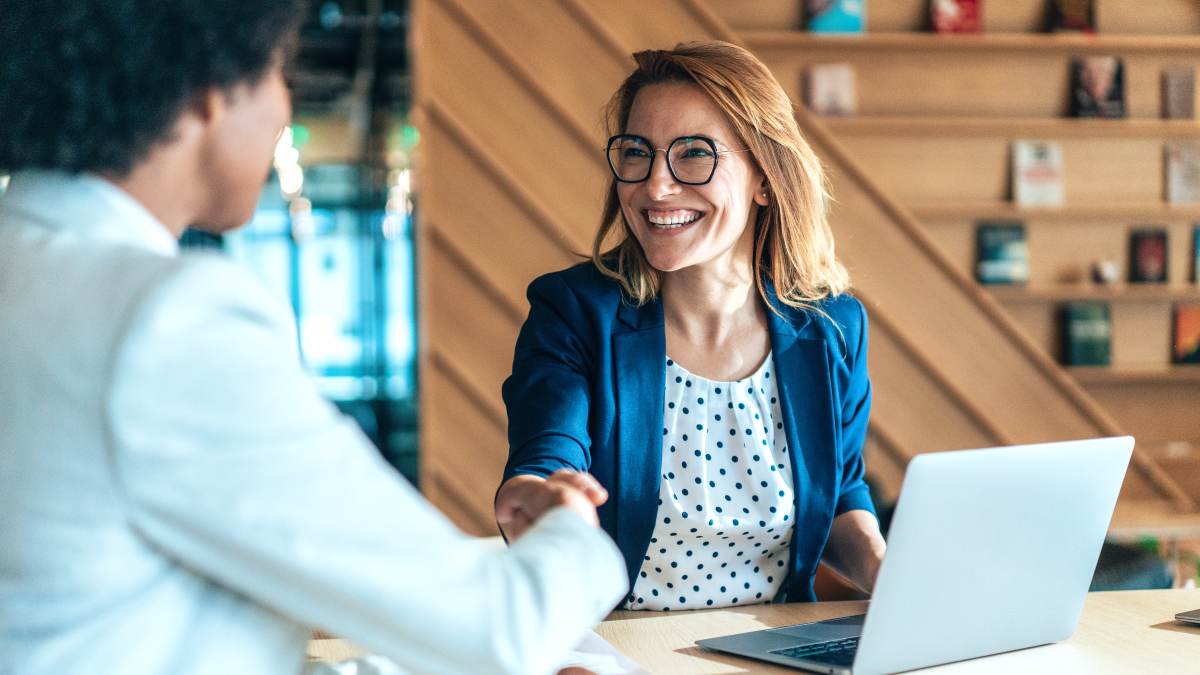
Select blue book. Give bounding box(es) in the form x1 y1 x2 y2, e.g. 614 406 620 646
1063 302 1111 367
807 0 865 34
976 221 1029 285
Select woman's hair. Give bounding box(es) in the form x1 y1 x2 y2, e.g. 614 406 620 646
0 0 305 178
591 41 850 312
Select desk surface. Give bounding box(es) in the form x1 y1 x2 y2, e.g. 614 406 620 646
595 589 1200 674
307 590 1200 673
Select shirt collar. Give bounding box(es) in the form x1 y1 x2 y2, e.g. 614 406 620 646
0 170 180 257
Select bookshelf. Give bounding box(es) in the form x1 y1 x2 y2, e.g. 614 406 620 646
987 285 1200 302
708 0 1200 470
744 31 1200 53
1070 366 1200 384
825 117 1200 139
909 202 1200 220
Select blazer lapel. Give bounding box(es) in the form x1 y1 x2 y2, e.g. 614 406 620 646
766 293 837 602
612 299 666 588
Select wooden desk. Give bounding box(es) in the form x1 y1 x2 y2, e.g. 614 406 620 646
308 590 1200 673
596 590 1200 674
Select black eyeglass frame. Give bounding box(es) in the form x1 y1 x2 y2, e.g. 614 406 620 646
605 134 750 186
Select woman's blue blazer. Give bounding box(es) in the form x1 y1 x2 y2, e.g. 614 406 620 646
501 263 876 603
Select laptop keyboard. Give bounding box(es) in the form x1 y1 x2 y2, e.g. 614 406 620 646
772 637 859 666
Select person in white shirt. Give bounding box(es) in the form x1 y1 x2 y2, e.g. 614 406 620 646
0 2 626 675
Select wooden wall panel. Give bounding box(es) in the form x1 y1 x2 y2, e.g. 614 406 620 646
465 0 632 124
422 125 582 301
582 0 728 54
1084 381 1200 443
865 319 999 454
424 242 524 398
421 0 605 248
1099 0 1200 36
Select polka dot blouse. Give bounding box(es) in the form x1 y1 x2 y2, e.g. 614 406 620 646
624 354 795 611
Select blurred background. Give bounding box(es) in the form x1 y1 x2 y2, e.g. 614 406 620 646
182 0 419 483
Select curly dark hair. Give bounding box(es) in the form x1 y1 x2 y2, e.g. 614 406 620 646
0 0 306 177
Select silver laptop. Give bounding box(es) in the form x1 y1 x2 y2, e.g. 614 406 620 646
1177 609 1200 625
697 436 1134 675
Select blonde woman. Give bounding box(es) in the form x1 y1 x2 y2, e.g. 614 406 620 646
496 41 886 610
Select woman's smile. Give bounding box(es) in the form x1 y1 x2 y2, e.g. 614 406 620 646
645 208 704 230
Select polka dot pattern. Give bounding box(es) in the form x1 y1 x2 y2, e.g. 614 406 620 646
625 354 795 611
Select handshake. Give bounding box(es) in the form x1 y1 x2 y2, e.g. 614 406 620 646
495 470 609 540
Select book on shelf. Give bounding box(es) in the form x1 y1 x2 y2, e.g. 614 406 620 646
1177 304 1200 364
1129 228 1169 283
1047 0 1094 34
1062 301 1111 366
804 64 856 117
931 0 980 34
1194 225 1200 283
806 0 865 34
975 220 1029 285
1012 140 1064 206
1162 66 1195 120
1165 143 1200 204
1069 57 1125 119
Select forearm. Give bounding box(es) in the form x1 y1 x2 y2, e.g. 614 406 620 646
820 509 887 594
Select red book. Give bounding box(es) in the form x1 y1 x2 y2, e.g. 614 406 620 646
1174 304 1200 364
932 0 981 34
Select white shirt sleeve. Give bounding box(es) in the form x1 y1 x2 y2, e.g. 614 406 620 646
105 256 627 675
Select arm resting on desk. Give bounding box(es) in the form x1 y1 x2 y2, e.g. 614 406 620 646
820 509 886 594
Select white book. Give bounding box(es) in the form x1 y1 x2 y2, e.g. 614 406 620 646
1012 140 1064 206
804 63 856 117
1165 142 1200 204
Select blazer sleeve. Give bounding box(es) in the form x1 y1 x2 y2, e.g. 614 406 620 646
106 257 627 675
501 272 599 482
833 298 876 518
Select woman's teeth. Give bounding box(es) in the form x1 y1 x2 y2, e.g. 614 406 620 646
648 213 701 229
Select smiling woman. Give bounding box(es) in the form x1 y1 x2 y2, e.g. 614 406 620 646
496 41 887 611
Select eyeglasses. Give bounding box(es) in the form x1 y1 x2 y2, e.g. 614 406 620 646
605 134 750 186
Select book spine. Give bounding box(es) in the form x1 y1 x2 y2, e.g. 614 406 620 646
808 0 866 33
1063 302 1111 366
1162 67 1195 120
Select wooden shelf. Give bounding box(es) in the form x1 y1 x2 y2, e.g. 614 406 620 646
745 31 1200 53
823 117 1200 138
987 283 1200 302
1070 366 1200 384
1108 499 1200 542
908 201 1200 221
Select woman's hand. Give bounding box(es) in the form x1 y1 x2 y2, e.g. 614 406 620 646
495 470 609 541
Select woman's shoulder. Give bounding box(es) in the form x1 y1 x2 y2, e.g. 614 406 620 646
527 261 627 312
773 291 867 360
775 291 865 333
